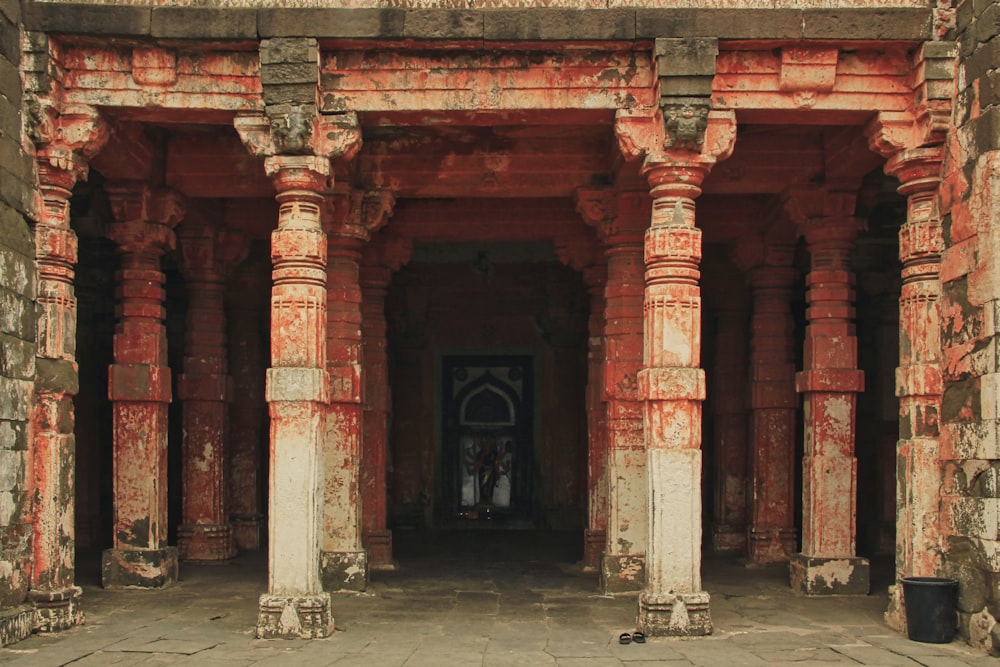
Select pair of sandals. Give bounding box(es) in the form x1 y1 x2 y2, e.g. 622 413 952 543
619 631 645 644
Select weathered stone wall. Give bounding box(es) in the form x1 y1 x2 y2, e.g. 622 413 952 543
0 0 38 647
939 0 1000 652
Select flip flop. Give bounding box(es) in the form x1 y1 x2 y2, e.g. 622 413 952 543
632 631 646 644
619 632 632 645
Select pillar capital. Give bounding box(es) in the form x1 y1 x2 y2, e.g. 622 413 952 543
178 222 249 284
235 111 362 163
106 185 185 257
575 187 650 245
31 103 109 183
323 187 396 243
615 108 736 170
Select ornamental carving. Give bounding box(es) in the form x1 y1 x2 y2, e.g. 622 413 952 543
271 105 314 155
663 104 708 151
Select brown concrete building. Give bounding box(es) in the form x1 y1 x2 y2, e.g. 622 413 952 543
0 0 998 652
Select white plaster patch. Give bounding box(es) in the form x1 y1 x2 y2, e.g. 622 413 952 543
824 395 852 437
0 492 15 526
808 558 855 586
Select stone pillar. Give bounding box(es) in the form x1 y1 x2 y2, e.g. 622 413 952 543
614 93 735 636
29 105 107 628
637 159 713 635
227 248 268 551
102 184 184 589
320 188 394 591
705 263 749 554
360 234 410 571
735 238 799 564
582 263 608 571
176 217 247 561
785 186 869 595
577 188 649 593
885 147 945 627
256 155 334 637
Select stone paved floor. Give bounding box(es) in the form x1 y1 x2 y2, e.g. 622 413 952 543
0 531 994 666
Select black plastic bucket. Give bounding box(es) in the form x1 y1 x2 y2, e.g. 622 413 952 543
901 577 959 643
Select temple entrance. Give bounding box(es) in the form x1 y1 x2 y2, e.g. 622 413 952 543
441 354 535 525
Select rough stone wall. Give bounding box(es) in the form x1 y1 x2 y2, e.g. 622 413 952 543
0 0 38 647
940 0 1000 652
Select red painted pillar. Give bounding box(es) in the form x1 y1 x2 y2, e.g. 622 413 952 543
257 155 334 638
577 188 649 593
29 105 107 628
735 238 799 564
177 218 247 561
785 186 869 595
227 249 268 551
582 263 608 571
636 157 714 635
706 263 749 554
102 184 184 589
360 234 411 571
321 188 394 592
885 147 945 628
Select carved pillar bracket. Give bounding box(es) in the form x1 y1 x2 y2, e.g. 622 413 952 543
360 234 412 572
29 103 108 632
621 106 735 636
102 185 184 590
784 185 870 596
176 218 248 562
733 234 798 564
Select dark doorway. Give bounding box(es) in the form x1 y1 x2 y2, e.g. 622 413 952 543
440 355 534 525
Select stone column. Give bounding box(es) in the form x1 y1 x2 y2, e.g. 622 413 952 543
360 234 410 571
885 147 945 627
102 184 184 589
256 155 334 637
582 263 608 571
704 261 749 554
176 217 247 561
734 238 799 564
320 188 394 591
614 98 735 635
577 188 649 593
29 105 107 628
785 186 869 595
637 159 713 635
227 248 268 551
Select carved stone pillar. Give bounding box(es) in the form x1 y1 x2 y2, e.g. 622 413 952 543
577 188 649 593
582 263 608 571
785 186 869 595
29 104 107 629
614 102 736 636
885 146 945 628
734 238 799 564
235 109 361 639
228 248 268 551
102 184 184 589
360 234 411 571
706 263 749 554
259 155 334 637
176 217 247 561
320 188 393 592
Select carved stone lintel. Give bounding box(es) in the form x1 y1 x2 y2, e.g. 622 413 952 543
132 47 178 87
779 46 839 93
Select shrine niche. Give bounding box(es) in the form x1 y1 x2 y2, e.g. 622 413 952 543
441 356 534 523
